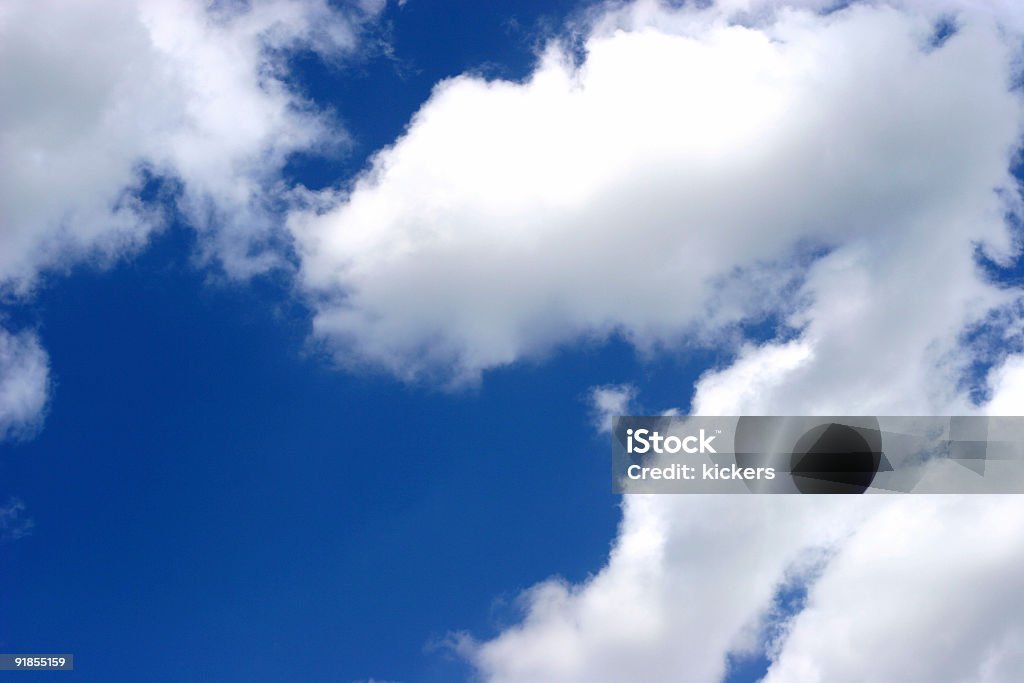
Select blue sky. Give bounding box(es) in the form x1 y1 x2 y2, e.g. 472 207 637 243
1 224 732 681
5 1 1024 682
0 223 613 680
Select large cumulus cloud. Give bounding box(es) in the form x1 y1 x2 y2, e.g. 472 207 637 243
292 1 1024 681
289 0 1021 389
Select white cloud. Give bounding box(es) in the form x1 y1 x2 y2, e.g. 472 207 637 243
383 1 1024 681
984 354 1024 415
0 0 380 439
0 327 49 442
463 495 873 683
288 0 1021 387
761 496 1024 683
587 383 681 434
0 0 380 292
588 384 637 433
0 497 34 541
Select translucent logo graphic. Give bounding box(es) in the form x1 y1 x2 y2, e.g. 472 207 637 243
612 416 1024 494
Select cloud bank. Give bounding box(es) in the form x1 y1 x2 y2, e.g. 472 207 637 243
285 1 1024 680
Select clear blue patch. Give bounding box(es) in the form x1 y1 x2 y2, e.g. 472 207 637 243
723 554 827 683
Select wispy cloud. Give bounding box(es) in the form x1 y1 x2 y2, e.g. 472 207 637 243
0 497 34 542
0 328 49 442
